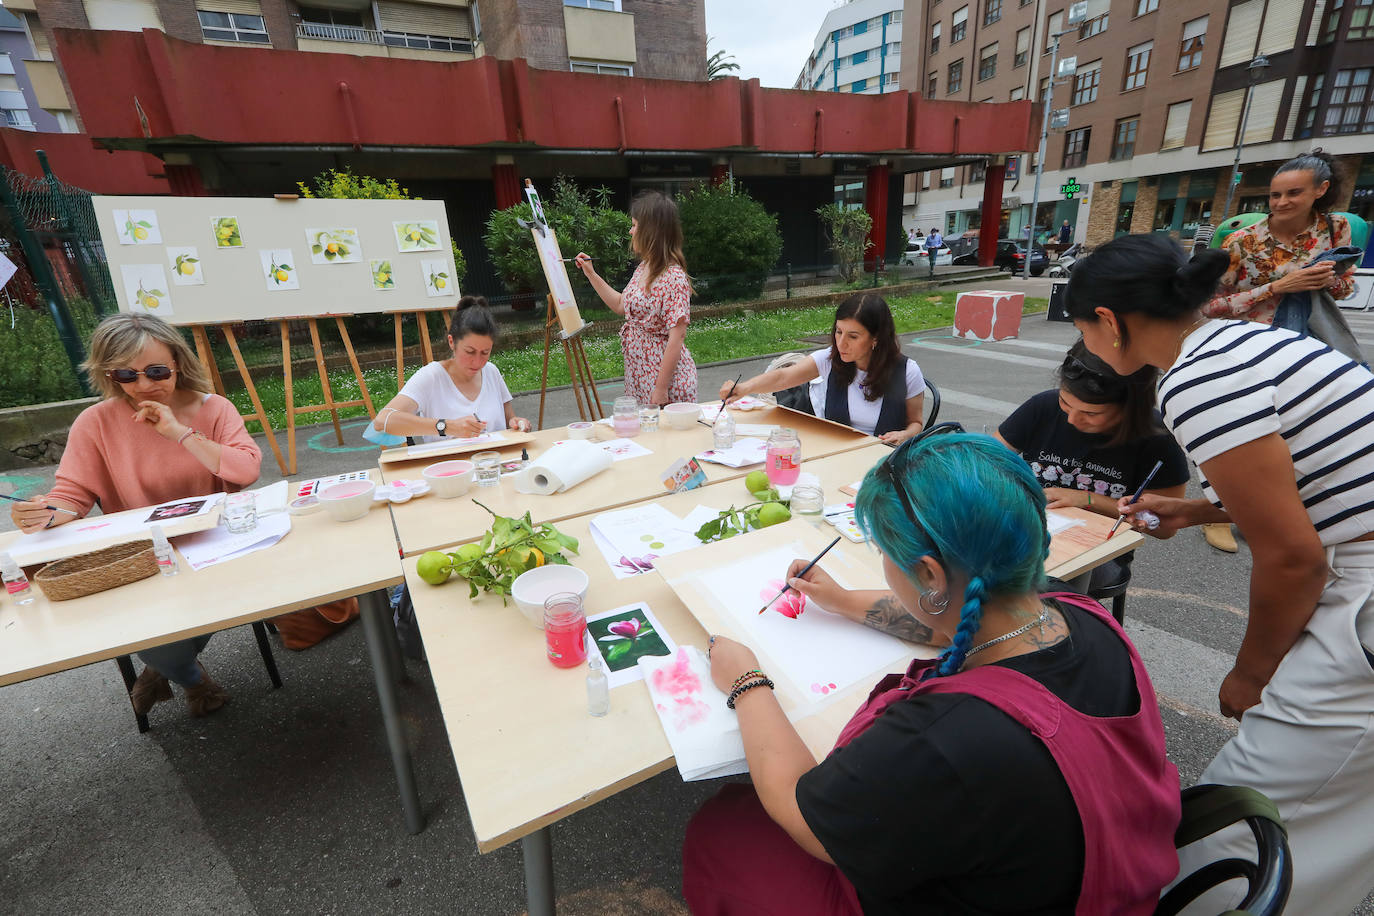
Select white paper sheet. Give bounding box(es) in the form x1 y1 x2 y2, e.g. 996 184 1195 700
1046 510 1085 536
590 503 705 577
597 438 653 462
7 494 224 566
640 647 749 781
173 513 291 571
402 433 506 456
699 541 911 707
735 424 779 437
696 437 768 468
586 602 678 688
250 480 290 515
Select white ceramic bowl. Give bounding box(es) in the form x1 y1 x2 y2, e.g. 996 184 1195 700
511 564 590 630
422 459 475 498
318 480 376 522
663 402 702 430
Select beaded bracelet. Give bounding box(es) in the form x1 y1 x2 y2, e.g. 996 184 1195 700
729 669 767 693
177 427 201 446
726 676 775 710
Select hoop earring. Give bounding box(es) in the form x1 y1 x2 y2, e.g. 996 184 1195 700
918 589 949 616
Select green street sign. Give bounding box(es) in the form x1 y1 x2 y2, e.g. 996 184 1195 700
1060 177 1083 199
1233 171 1243 184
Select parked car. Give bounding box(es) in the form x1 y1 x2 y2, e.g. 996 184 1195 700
952 239 1049 275
946 237 980 263
899 241 952 267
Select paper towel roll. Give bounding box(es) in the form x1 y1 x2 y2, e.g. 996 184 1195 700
514 440 612 495
567 422 594 439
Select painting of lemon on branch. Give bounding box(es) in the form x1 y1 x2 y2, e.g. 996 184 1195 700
371 259 396 290
393 220 442 253
306 227 362 265
422 258 455 298
114 209 161 245
210 216 242 248
166 247 204 286
260 249 299 291
119 264 174 316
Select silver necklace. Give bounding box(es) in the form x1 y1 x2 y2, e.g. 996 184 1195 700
964 605 1051 659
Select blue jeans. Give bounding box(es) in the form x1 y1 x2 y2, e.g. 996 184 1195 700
1273 292 1312 334
137 633 213 687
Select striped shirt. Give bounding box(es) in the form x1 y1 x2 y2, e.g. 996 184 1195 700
1158 319 1374 546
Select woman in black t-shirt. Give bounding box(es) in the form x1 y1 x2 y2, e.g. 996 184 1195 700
997 340 1190 590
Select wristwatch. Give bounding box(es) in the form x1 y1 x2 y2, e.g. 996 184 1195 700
435 418 448 437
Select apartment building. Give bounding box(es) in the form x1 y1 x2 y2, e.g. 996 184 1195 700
796 0 905 95
0 8 59 131
900 0 1374 245
8 0 704 131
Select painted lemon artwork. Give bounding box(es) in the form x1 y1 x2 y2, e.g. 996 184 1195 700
265 255 294 288
395 221 439 252
212 217 242 247
309 229 357 263
135 280 165 311
372 260 395 290
426 264 451 295
173 252 200 279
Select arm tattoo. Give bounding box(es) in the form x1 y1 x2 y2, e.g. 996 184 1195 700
863 595 944 645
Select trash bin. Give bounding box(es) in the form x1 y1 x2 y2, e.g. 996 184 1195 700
1047 280 1072 322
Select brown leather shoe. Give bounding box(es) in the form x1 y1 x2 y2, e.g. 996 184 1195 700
129 665 173 716
184 663 230 717
1203 523 1238 553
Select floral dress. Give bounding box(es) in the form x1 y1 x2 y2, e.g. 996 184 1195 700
1204 213 1355 324
619 262 697 404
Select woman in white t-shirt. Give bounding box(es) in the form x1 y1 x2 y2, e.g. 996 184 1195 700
373 296 530 443
721 293 926 444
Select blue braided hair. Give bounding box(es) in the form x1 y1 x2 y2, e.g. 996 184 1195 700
853 433 1051 676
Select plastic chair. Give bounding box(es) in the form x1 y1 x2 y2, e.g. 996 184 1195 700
114 620 283 733
1155 784 1292 916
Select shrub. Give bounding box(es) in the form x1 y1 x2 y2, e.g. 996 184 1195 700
816 204 872 285
678 182 782 304
297 167 466 286
484 176 631 305
0 297 100 408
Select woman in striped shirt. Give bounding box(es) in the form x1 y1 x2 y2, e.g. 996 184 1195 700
1065 232 1374 914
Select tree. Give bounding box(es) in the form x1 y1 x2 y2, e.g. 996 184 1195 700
679 181 782 303
706 38 739 81
297 167 466 285
816 204 872 284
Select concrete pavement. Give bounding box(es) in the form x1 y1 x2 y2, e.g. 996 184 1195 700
4 277 1373 914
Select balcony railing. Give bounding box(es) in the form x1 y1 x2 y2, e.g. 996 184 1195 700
296 21 385 45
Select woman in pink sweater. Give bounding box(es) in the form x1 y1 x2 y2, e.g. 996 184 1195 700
10 314 261 716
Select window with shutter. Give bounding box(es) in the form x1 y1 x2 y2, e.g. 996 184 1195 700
85 0 163 32
1283 75 1308 138
1241 79 1283 143
1258 0 1302 52
1015 27 1030 66
376 1 473 39
1045 11 1062 51
1178 16 1207 70
1307 0 1328 42
1072 60 1101 105
1219 0 1260 67
952 6 968 42
1123 41 1151 90
931 21 941 54
979 42 998 80
197 0 264 15
1202 88 1245 150
1161 100 1191 149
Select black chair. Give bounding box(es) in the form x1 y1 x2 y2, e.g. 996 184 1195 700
1088 571 1130 625
114 621 283 733
1156 784 1292 916
923 378 941 429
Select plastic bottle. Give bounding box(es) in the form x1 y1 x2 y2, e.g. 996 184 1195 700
712 408 736 451
149 524 178 577
587 653 610 717
0 552 35 605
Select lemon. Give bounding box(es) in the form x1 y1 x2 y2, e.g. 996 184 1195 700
409 230 421 241
326 242 339 254
378 271 390 284
745 471 770 493
455 543 483 563
275 269 289 283
436 278 446 289
133 226 147 240
757 502 791 528
179 262 195 276
218 226 233 239
141 295 159 310
417 551 453 585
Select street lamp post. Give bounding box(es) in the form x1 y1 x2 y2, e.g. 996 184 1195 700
1022 25 1078 280
1220 55 1271 221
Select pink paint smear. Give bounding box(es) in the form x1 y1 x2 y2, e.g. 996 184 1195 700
759 579 805 618
651 648 710 730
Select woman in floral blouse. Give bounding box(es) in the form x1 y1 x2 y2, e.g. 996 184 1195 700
575 191 697 406
1204 150 1355 325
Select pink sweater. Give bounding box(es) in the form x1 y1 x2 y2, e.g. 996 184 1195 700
49 394 262 515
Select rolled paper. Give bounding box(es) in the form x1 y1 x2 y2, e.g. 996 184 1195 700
514 440 612 495
567 422 595 440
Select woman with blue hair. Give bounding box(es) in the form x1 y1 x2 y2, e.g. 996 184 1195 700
682 433 1180 915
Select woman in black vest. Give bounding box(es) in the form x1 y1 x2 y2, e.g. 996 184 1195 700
721 293 926 445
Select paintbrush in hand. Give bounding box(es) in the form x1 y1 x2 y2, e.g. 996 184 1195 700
1106 459 1164 539
759 536 842 615
0 492 79 515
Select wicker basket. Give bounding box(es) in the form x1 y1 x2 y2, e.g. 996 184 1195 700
33 539 159 601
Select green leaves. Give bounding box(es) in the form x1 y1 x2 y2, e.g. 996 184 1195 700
432 502 582 602
694 502 769 543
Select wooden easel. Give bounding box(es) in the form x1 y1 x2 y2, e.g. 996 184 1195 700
537 293 604 429
189 323 289 476
279 316 377 475
388 307 454 389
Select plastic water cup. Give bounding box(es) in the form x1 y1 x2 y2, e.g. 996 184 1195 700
473 451 502 488
223 491 257 534
638 405 660 433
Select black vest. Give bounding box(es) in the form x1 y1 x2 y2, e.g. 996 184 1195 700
823 355 911 438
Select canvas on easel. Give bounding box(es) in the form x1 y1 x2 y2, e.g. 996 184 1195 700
525 180 584 337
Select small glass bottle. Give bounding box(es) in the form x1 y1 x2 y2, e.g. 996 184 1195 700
712 408 736 451
149 524 178 577
0 551 35 605
586 635 610 717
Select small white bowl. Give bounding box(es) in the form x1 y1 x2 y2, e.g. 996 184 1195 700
663 402 702 430
422 459 475 498
318 480 376 522
511 564 590 630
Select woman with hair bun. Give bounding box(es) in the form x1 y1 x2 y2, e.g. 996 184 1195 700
574 190 697 406
1066 232 1374 914
1205 149 1356 326
683 434 1180 915
373 295 530 442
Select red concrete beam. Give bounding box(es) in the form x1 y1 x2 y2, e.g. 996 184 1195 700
0 128 168 194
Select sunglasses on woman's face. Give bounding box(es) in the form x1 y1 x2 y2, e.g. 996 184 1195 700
106 365 174 383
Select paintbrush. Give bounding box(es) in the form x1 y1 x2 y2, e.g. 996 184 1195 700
759 536 842 615
0 492 79 515
1106 459 1164 539
723 372 743 405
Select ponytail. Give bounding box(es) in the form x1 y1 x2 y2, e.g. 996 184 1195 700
448 294 499 342
1275 149 1344 212
937 576 988 676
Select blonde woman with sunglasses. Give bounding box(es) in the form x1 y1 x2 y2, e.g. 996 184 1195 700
9 313 261 716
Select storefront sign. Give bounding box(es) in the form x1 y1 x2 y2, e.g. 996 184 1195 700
1060 178 1083 200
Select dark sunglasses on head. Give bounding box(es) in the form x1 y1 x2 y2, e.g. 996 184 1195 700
106 364 174 383
1061 355 1127 398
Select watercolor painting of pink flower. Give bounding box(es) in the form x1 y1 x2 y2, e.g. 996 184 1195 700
615 554 658 574
758 579 805 618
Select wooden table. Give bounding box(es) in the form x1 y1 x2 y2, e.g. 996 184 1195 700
0 488 425 834
405 446 1143 914
382 404 874 557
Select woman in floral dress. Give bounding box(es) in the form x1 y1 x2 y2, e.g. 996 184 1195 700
575 191 697 406
1204 150 1356 325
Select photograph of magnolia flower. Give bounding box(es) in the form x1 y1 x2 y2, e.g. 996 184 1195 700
586 603 675 680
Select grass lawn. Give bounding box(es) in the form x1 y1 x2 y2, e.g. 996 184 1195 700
226 291 1047 435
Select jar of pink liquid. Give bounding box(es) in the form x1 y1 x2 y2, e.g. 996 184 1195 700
765 427 802 487
544 592 589 668
612 396 641 437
